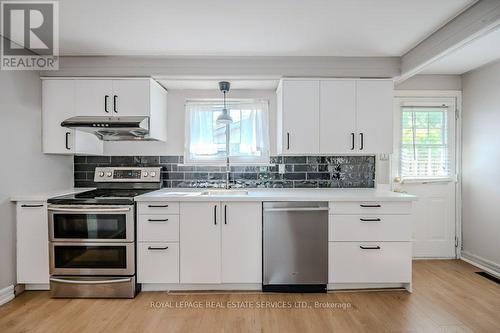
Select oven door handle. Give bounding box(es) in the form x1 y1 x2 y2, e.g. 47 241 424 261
49 277 132 284
48 207 131 213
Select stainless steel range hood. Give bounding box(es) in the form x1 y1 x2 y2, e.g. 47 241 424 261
61 116 156 141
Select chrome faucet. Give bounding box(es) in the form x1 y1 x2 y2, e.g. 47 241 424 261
225 155 231 189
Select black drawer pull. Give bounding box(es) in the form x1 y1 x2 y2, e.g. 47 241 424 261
360 204 381 208
148 246 169 250
148 204 169 208
21 204 44 208
148 218 168 222
360 245 381 250
360 218 381 222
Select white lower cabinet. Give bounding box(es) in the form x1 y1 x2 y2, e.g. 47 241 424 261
329 242 412 283
179 201 262 284
137 243 179 283
328 200 413 289
137 201 180 284
180 202 222 284
221 202 262 283
16 202 49 284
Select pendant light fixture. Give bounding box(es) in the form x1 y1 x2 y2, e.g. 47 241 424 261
216 81 233 124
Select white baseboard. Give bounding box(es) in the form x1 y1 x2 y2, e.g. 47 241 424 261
0 285 15 306
461 252 500 278
142 283 261 292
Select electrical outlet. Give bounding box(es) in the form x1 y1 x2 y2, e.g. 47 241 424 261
278 164 286 174
259 166 267 173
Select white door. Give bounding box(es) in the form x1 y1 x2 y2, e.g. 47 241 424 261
75 79 113 116
112 79 150 116
180 202 221 283
320 80 356 153
356 80 394 153
221 202 262 283
282 80 320 154
392 97 457 258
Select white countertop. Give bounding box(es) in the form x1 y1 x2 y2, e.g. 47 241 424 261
10 188 95 202
134 188 417 202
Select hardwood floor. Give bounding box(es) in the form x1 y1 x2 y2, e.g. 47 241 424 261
1 260 499 333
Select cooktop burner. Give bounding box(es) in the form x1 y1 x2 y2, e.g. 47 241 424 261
48 167 162 205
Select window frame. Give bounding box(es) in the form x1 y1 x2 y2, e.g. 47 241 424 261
184 98 270 165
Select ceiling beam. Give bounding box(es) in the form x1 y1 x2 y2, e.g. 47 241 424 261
398 0 500 83
40 56 399 79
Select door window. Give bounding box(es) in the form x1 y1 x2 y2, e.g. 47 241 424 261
399 106 451 180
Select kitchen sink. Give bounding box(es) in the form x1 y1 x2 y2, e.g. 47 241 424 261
201 189 249 196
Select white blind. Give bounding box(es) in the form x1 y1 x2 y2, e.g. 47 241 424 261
400 106 450 179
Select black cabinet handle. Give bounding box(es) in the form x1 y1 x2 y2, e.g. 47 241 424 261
104 95 109 113
224 205 227 225
214 205 217 225
65 132 71 150
360 204 381 208
113 95 118 113
148 246 168 250
21 204 43 208
360 245 381 250
148 204 168 208
148 218 169 222
351 133 355 150
360 218 381 222
286 132 290 150
359 133 364 150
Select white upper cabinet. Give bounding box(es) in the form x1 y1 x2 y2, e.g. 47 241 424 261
277 80 320 154
111 79 151 116
355 80 393 154
75 78 161 117
320 80 357 154
42 78 168 154
277 78 393 155
42 80 103 155
75 79 113 117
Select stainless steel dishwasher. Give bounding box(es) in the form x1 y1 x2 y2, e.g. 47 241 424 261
263 201 329 292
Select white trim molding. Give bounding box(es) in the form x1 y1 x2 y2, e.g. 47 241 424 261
461 252 500 278
0 285 15 306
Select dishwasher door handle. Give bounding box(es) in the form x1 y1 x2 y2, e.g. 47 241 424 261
263 207 329 212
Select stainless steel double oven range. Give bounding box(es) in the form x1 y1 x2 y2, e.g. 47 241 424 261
47 166 161 298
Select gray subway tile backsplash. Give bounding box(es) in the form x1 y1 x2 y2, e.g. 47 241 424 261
73 155 375 189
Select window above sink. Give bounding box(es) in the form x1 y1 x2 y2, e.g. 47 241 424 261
184 99 270 165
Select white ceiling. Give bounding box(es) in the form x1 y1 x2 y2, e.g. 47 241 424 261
420 26 500 75
57 0 474 56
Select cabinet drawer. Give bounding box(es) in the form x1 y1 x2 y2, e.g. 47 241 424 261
138 215 179 242
137 242 179 283
329 242 411 283
137 202 179 215
329 201 411 215
329 215 411 241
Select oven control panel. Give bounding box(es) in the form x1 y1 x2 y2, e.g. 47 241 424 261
94 167 161 182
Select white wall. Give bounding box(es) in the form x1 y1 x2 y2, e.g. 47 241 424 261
395 74 462 90
104 89 277 156
461 59 500 273
0 71 74 290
